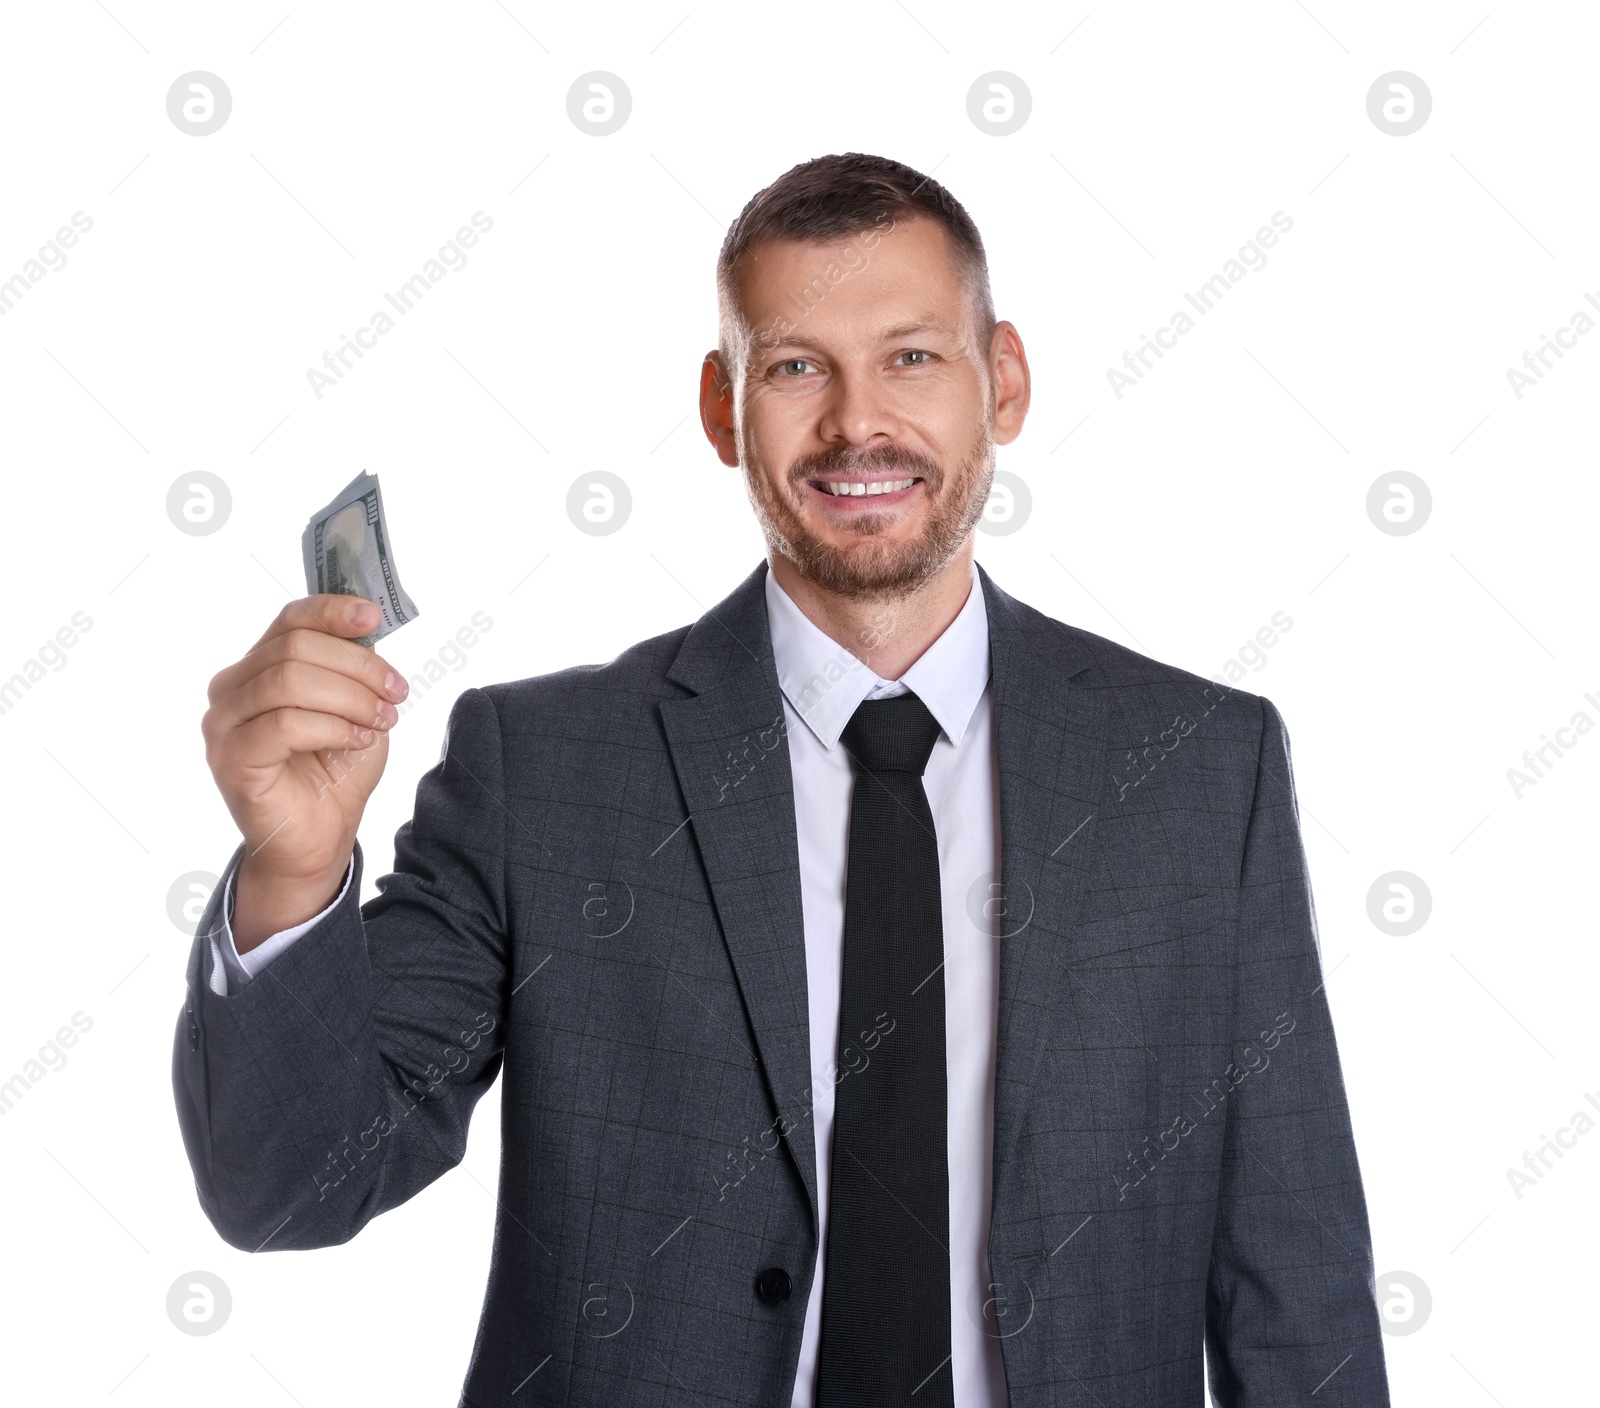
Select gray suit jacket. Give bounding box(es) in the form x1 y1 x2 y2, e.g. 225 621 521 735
173 562 1389 1405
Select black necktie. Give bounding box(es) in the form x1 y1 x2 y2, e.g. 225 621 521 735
817 691 954 1407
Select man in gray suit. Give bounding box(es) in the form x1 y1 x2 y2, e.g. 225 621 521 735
175 153 1389 1405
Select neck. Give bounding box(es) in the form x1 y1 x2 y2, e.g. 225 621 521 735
768 542 977 681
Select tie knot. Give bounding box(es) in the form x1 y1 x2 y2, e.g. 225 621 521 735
841 692 942 775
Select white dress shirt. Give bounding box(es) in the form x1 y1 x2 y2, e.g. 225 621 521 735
211 561 1007 1406
207 860 352 997
766 562 1005 1406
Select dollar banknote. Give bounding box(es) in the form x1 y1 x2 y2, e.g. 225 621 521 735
301 471 420 647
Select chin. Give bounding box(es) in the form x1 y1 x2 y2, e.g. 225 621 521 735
787 532 953 601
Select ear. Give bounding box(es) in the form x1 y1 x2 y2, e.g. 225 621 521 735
988 320 1031 447
699 352 740 468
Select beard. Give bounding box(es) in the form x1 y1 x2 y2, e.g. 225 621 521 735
740 419 995 602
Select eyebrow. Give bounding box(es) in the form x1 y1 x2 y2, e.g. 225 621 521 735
878 318 952 340
752 317 956 357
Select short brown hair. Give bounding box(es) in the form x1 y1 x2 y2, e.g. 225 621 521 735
716 152 995 357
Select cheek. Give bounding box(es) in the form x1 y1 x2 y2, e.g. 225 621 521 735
901 369 985 435
742 403 811 473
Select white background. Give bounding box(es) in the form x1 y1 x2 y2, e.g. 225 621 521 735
1 1 1595 1402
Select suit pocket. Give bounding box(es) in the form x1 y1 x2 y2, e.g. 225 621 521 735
1068 889 1227 963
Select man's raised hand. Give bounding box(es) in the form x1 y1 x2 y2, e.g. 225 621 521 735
200 595 407 952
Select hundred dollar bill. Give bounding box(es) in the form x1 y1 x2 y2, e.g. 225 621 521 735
301 471 420 647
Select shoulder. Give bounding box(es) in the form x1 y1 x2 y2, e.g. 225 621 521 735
988 587 1288 863
472 623 695 743
986 579 1273 749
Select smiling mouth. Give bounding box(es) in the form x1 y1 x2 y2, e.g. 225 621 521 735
809 477 921 498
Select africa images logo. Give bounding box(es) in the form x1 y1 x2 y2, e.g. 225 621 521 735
305 213 495 399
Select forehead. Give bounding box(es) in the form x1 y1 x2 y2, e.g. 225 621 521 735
732 215 971 340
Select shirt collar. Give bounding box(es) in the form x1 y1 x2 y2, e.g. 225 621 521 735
764 560 991 751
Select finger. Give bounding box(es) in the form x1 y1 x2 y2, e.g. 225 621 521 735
218 659 396 734
250 595 384 653
212 624 406 707
228 707 383 770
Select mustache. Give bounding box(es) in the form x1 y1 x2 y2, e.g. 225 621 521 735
789 443 942 487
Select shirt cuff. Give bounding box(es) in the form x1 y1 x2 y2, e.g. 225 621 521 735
206 856 354 998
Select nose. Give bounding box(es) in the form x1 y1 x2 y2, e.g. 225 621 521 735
815 360 907 450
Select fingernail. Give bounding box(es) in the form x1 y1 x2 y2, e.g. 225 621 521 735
385 671 408 701
353 725 375 744
375 702 399 729
349 600 376 626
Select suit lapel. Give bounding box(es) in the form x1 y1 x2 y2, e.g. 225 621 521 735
979 567 1113 1210
659 564 819 1227
657 562 1113 1235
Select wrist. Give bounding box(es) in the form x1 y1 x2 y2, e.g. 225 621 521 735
233 852 351 955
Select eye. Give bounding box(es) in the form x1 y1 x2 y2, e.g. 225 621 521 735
774 358 816 377
894 349 932 367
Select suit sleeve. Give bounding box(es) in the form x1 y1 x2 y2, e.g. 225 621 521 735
1204 697 1390 1406
171 686 510 1252
207 858 353 998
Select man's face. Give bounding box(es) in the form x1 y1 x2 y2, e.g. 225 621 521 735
703 216 1026 601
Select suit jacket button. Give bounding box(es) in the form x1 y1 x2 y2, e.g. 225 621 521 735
754 1266 791 1305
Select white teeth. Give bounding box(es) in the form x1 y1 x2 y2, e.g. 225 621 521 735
821 478 916 497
